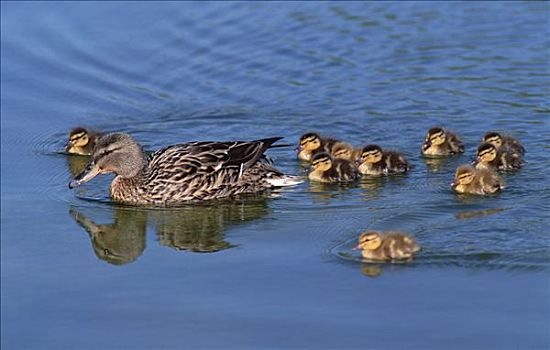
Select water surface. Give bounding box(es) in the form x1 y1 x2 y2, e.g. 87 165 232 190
2 2 549 349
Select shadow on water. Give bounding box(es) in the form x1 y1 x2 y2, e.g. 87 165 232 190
68 195 270 265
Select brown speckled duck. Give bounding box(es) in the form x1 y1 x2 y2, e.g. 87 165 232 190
474 143 523 171
308 152 358 183
297 132 339 162
357 144 409 175
353 231 421 262
65 127 102 155
331 141 361 162
69 133 302 205
451 164 503 195
421 127 464 157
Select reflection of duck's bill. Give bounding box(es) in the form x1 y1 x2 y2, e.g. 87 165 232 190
69 162 101 189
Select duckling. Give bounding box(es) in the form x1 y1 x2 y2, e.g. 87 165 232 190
297 132 339 162
421 127 464 157
357 145 409 175
474 143 523 171
69 133 303 205
451 164 503 195
65 127 102 155
353 231 421 262
331 142 361 162
308 152 358 183
482 131 525 156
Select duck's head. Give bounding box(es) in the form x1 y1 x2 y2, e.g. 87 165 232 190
483 132 503 148
311 152 333 172
69 133 146 189
451 165 476 188
476 143 497 163
423 127 446 150
353 231 382 251
66 127 91 153
332 142 354 161
299 132 322 152
360 144 383 164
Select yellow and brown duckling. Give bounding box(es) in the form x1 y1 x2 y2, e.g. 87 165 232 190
69 133 303 205
297 132 339 162
451 164 503 195
474 143 523 171
482 131 525 156
357 144 409 176
421 127 464 157
331 141 361 162
308 152 358 183
353 231 421 262
65 127 102 155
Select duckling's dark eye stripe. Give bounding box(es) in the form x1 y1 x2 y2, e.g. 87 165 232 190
70 133 86 141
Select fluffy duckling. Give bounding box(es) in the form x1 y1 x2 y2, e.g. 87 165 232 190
65 127 102 155
297 132 339 162
353 231 421 262
474 143 523 171
451 164 503 195
357 145 409 175
331 142 361 162
482 131 525 156
308 152 358 183
421 127 464 157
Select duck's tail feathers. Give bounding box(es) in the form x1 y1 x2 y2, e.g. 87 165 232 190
266 175 304 187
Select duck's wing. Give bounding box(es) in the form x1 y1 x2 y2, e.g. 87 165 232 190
148 137 284 177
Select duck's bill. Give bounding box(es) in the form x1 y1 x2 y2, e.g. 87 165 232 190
422 141 431 150
69 162 101 189
351 244 360 251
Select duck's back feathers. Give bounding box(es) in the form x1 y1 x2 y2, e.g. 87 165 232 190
383 151 409 174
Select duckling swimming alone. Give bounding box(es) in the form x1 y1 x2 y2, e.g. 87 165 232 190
308 152 358 183
331 141 361 162
69 133 302 205
65 127 102 155
474 143 523 171
482 131 525 156
297 132 339 162
421 127 464 157
357 145 409 175
353 231 421 262
451 164 503 195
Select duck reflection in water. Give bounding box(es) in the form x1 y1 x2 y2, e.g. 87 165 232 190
69 206 147 266
69 196 270 264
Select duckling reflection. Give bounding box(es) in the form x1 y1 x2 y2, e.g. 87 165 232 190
66 154 91 177
151 198 269 253
69 206 147 266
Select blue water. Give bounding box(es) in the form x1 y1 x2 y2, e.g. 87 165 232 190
2 2 549 349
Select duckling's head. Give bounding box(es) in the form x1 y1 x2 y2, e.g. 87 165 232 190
360 145 383 164
476 143 497 163
483 132 503 148
332 142 353 161
354 231 382 251
69 133 147 188
299 132 322 151
452 165 476 187
66 127 90 152
311 152 333 172
423 127 446 150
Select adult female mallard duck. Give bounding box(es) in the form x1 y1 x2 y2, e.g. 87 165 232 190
357 144 409 175
421 127 464 157
69 133 302 205
353 231 421 262
474 143 523 171
65 127 102 155
482 131 525 156
297 132 339 162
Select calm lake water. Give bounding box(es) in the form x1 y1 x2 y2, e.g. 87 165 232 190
2 2 549 349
